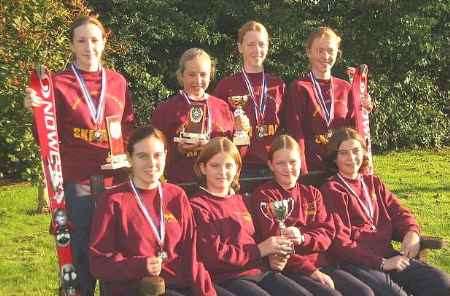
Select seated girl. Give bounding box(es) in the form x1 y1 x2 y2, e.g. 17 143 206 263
251 135 374 296
89 126 218 295
190 137 313 296
320 127 449 296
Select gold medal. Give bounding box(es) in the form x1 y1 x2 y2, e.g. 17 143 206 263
190 105 204 123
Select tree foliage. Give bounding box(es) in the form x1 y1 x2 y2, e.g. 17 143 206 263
1 0 449 181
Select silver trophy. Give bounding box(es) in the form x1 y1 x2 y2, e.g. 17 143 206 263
260 198 295 236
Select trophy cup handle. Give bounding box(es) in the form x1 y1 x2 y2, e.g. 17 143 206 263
259 202 273 222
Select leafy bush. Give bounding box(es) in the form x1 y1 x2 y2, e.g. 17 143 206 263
0 0 91 181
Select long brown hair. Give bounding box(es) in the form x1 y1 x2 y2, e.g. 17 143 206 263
194 137 242 192
324 127 369 174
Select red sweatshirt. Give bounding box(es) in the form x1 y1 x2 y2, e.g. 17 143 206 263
251 180 335 275
190 190 265 283
52 67 134 184
285 76 355 174
151 94 234 183
320 174 420 270
213 72 286 167
89 182 216 296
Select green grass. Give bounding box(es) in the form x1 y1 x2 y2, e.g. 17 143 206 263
0 149 449 295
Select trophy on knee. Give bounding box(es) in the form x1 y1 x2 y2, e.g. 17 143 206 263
228 95 251 146
260 198 295 236
174 102 209 144
101 115 131 170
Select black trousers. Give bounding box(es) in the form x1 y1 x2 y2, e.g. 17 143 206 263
164 284 235 296
220 271 313 296
343 260 450 296
286 266 375 296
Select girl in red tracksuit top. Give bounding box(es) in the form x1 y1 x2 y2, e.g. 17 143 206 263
190 137 312 296
320 127 449 296
212 21 286 178
152 48 234 185
251 135 374 296
89 126 217 296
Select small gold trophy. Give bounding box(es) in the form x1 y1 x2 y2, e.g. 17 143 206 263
228 95 251 146
173 102 209 144
101 115 131 170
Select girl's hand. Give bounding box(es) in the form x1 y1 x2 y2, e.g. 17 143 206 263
257 236 293 257
310 269 335 289
146 256 163 276
284 226 304 245
382 255 410 272
401 231 420 258
268 253 290 271
24 87 44 111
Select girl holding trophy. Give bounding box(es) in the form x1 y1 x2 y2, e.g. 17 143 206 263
213 21 286 182
24 16 134 295
89 126 219 296
320 127 449 296
251 135 374 296
152 48 234 186
190 137 313 296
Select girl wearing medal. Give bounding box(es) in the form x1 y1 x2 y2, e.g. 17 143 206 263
190 137 314 296
285 27 371 176
213 21 286 181
24 16 134 295
89 126 223 295
152 48 234 186
320 127 449 296
251 135 374 296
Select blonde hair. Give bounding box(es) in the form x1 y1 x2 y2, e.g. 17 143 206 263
175 48 216 86
237 20 269 44
194 137 242 192
268 135 301 161
305 26 342 53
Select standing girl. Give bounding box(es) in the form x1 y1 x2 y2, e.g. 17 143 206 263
285 27 370 176
190 137 313 296
251 135 374 296
320 127 449 296
89 126 218 296
24 16 134 295
213 21 286 180
152 48 234 186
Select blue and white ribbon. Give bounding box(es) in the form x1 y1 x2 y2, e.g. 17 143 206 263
71 64 107 127
309 71 334 127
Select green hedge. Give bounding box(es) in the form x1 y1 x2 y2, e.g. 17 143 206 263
1 0 449 181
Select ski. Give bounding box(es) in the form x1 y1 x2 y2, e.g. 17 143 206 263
29 65 80 296
347 64 374 174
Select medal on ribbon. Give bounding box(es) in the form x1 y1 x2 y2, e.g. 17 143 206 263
242 69 268 138
71 64 107 141
336 173 376 231
309 72 334 128
130 179 167 261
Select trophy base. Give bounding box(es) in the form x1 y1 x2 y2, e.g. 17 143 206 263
174 132 209 144
101 154 131 170
233 134 250 146
138 276 165 296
